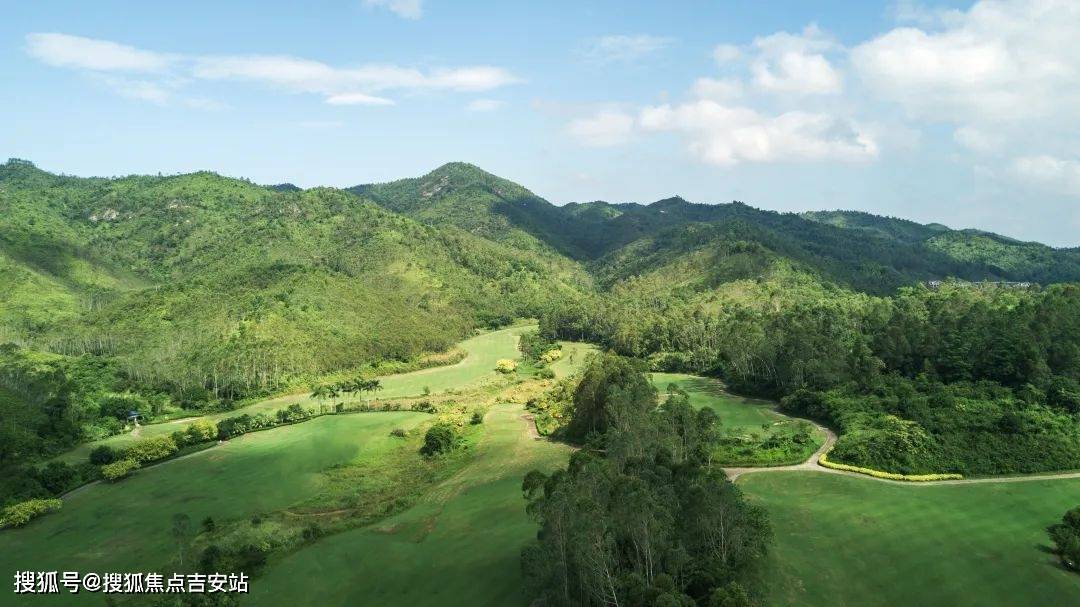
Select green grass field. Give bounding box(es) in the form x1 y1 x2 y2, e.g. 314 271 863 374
0 412 429 606
739 472 1080 607
651 373 824 465
54 324 530 464
246 403 571 606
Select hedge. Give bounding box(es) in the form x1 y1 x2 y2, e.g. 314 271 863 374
101 458 140 481
819 452 964 482
0 498 63 529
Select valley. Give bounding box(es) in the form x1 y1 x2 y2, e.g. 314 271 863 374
2 160 1079 606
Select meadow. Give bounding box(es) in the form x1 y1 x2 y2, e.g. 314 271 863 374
651 373 825 465
739 472 1080 606
53 324 530 465
247 402 572 606
0 412 430 606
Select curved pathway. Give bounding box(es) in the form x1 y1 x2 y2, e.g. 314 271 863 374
724 411 1080 486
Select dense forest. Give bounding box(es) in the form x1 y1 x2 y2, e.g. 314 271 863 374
3 157 1080 481
522 354 770 606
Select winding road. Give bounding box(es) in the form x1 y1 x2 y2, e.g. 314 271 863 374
723 412 1080 486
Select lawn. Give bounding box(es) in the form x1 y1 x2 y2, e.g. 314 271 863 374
739 471 1080 607
54 324 530 464
0 412 429 606
246 402 572 607
651 373 824 465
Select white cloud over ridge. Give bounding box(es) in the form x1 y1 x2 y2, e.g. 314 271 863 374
640 101 876 165
25 32 519 106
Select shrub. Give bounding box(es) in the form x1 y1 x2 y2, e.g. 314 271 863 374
536 367 555 379
301 522 323 541
539 349 563 364
1048 506 1080 572
412 400 436 413
89 445 118 466
0 498 63 529
420 423 459 456
390 428 408 438
101 459 140 481
37 461 77 495
495 359 518 374
819 452 962 481
184 420 218 444
123 435 178 464
470 411 484 425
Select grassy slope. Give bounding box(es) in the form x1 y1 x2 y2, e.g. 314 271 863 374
740 472 1080 607
0 412 429 606
54 324 529 464
651 373 824 465
247 402 571 607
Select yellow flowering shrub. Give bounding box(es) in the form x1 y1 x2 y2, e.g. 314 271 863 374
819 452 963 481
495 359 518 374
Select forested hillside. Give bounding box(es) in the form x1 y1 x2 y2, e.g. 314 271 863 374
3 157 1080 478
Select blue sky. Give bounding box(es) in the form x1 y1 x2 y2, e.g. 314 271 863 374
3 1 1078 245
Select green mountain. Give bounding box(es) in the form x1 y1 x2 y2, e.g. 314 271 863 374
0 159 590 402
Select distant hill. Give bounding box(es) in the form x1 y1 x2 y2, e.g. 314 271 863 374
3 157 1078 398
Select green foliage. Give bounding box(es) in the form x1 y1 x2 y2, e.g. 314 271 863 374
420 423 459 456
0 498 62 528
89 444 118 465
519 329 560 362
522 355 770 606
101 458 139 481
564 353 657 443
122 435 178 464
1048 506 1080 572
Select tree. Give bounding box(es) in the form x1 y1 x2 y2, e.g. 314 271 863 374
420 423 458 456
1048 506 1080 572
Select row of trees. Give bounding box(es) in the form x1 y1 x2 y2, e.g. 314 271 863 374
521 354 770 606
310 377 383 404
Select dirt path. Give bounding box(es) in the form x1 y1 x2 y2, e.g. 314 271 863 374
724 412 1080 486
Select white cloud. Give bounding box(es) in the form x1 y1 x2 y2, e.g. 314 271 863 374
26 33 519 106
1012 155 1080 197
712 44 742 64
581 35 673 64
193 56 518 96
639 100 877 165
325 92 395 106
749 25 842 95
852 0 1080 123
567 110 636 147
363 0 423 20
25 33 173 72
953 126 1001 153
691 77 743 101
466 98 503 112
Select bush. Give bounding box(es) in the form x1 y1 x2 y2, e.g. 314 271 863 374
89 445 118 466
495 359 518 374
123 435 178 464
470 411 484 425
1048 506 1080 572
390 428 408 438
412 400 436 413
0 498 63 529
536 367 555 379
539 349 563 364
101 459 140 481
184 420 218 444
420 423 459 456
37 461 77 495
819 452 962 481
